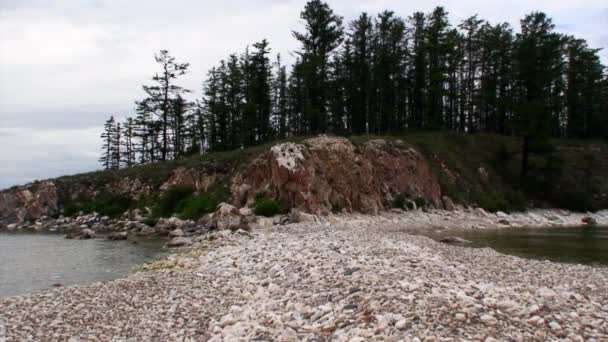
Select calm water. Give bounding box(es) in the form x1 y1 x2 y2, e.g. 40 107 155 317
0 233 166 297
421 226 608 266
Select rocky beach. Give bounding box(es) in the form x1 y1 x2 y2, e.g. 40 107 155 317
1 209 607 341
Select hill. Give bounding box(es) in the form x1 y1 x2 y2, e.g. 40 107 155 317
1 132 607 225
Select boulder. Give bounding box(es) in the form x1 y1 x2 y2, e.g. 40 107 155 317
108 231 128 241
442 196 455 211
137 225 156 236
157 217 184 230
213 203 242 230
498 219 511 226
166 237 193 248
79 228 96 240
169 228 185 237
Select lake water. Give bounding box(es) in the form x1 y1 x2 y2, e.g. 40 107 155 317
419 226 608 266
0 233 167 297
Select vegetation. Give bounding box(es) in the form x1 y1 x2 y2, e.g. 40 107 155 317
97 1 606 192
60 131 606 219
253 192 285 217
63 193 133 218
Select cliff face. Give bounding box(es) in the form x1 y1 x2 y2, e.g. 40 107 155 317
0 181 58 223
0 136 443 223
232 136 442 214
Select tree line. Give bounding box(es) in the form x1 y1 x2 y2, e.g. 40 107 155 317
100 1 607 170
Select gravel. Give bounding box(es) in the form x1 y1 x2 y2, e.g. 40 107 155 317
1 213 607 341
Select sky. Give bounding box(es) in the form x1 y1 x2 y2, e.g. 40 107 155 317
0 0 606 189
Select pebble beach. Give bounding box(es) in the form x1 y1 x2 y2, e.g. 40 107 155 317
1 211 607 341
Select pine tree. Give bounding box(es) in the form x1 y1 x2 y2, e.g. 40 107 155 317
137 50 190 161
99 116 116 170
121 117 136 168
293 0 344 134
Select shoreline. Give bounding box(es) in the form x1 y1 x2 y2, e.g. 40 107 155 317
1 211 607 340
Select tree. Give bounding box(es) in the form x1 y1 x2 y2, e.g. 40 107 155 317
293 0 344 133
121 117 136 168
273 54 289 139
99 116 116 170
513 12 563 181
137 50 190 161
347 12 372 134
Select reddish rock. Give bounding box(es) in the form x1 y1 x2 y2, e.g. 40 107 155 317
232 136 442 215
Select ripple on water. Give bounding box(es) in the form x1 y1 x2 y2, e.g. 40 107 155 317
0 232 166 297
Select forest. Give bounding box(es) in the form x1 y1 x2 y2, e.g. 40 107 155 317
99 0 607 172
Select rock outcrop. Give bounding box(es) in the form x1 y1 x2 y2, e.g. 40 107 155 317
1 136 443 223
232 136 442 214
0 181 58 224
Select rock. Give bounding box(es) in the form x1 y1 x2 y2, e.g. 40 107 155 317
439 236 471 244
213 203 242 230
496 211 509 218
498 219 511 226
527 316 544 327
79 228 96 240
137 225 156 236
480 314 497 326
273 215 290 226
238 207 252 216
455 313 467 322
548 321 562 331
474 208 488 218
232 136 442 215
215 203 239 217
165 237 193 248
395 319 407 330
582 216 597 226
157 217 184 230
108 231 128 241
169 228 184 237
442 196 456 211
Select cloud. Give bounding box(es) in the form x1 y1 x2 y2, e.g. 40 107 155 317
0 0 606 188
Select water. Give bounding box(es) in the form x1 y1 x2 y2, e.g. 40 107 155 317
0 232 167 297
419 226 608 266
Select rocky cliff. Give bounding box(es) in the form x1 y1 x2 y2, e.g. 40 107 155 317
2 133 606 225
0 136 444 224
233 136 442 214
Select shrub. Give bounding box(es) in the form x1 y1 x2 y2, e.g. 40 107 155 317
253 193 285 217
392 193 408 210
153 186 194 218
176 194 219 220
62 192 133 218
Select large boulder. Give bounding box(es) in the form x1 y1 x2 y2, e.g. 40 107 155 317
213 203 242 230
232 136 442 215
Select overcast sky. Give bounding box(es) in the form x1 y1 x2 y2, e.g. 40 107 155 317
0 0 606 189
